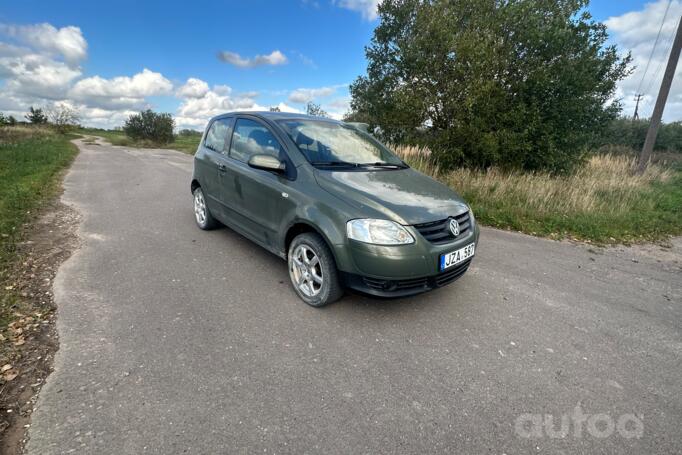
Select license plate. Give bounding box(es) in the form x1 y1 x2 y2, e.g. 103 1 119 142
440 243 475 271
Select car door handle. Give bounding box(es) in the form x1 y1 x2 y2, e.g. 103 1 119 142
217 164 227 172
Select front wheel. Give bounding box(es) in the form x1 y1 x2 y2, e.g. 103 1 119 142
288 233 343 307
193 187 219 230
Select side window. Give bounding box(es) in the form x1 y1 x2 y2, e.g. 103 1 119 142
204 118 230 153
229 118 283 163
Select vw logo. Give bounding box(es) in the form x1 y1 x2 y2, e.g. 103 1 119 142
449 218 460 237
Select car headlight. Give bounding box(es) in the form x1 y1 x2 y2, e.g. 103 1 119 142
346 219 414 245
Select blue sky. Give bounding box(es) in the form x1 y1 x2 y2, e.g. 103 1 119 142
1 0 681 128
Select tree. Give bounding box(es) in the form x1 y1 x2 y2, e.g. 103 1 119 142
25 106 48 124
123 109 174 144
46 103 81 133
305 102 328 118
349 0 632 173
7 115 16 126
269 106 282 112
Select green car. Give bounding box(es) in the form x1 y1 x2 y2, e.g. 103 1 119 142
191 112 479 306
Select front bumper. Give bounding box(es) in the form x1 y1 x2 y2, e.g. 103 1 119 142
341 257 473 298
334 221 480 297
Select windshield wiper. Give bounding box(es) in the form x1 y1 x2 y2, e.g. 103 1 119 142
311 160 359 168
360 161 409 169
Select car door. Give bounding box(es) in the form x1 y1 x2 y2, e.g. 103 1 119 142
226 116 295 250
197 116 235 222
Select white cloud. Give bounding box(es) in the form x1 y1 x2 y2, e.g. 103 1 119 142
606 0 682 121
69 69 173 109
217 50 288 68
176 77 210 99
0 23 87 64
334 0 381 20
0 53 81 99
175 78 268 129
288 85 339 103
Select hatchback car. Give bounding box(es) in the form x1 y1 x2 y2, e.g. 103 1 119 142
191 112 479 306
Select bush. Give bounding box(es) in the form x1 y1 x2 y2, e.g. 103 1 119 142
123 110 174 144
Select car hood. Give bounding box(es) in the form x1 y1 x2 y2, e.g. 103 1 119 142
314 168 469 225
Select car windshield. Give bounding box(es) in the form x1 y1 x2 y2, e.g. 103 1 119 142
277 120 406 168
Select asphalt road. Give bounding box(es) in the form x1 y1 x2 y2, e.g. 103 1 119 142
27 139 681 454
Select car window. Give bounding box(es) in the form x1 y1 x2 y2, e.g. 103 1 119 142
278 120 403 166
229 118 283 163
204 118 231 153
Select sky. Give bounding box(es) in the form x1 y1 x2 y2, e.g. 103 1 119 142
1 0 681 130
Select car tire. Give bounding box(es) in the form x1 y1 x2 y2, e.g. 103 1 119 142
288 233 344 307
193 187 219 230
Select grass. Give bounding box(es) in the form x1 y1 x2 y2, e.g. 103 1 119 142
395 145 682 244
0 126 78 325
79 128 200 154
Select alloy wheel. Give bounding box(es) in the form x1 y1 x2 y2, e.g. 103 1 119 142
194 190 206 225
289 244 323 297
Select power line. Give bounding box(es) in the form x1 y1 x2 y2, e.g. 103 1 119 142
643 21 676 97
635 0 673 96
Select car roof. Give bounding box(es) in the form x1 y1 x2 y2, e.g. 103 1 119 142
210 111 340 123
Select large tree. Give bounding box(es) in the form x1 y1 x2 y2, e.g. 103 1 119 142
350 0 631 172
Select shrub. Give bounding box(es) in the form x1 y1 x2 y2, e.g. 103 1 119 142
123 109 174 144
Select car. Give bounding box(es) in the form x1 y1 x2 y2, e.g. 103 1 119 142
191 111 479 307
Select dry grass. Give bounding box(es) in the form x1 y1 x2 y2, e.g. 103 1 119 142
393 144 681 242
0 125 54 144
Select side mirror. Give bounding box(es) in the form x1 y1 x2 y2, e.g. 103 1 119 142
248 154 286 173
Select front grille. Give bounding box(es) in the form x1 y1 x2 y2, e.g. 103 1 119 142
363 276 429 292
413 211 471 244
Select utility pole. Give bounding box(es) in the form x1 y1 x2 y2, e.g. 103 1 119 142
633 94 644 120
637 16 682 174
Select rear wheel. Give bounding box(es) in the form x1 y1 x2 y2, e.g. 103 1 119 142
288 233 343 307
193 187 219 230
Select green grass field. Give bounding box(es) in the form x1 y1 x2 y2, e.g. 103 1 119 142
0 126 78 326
